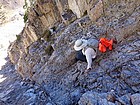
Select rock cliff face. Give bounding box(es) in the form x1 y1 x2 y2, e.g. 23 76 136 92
8 0 140 104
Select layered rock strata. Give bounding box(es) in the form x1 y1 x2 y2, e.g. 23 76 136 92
8 0 140 104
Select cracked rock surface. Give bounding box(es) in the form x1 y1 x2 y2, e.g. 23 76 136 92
0 59 50 105
0 0 140 105
0 35 140 105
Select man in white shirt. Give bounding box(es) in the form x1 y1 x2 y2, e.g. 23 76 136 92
74 39 97 73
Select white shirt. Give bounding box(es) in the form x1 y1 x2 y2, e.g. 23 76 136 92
82 47 96 69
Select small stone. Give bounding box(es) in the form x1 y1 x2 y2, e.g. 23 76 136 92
137 32 140 35
46 103 52 105
107 93 116 103
20 81 24 86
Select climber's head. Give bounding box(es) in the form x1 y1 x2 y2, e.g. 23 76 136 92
74 39 87 51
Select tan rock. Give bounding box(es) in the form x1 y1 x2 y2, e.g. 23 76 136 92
68 0 87 18
55 0 69 14
39 15 49 28
87 0 103 22
34 1 59 28
25 26 38 42
8 41 20 64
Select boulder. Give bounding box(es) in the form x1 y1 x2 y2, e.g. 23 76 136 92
131 93 140 105
78 91 115 105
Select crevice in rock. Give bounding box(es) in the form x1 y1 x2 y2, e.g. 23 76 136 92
45 45 54 56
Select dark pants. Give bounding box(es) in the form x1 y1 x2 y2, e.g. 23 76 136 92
75 50 87 62
75 50 96 62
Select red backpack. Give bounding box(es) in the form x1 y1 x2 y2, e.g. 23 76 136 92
99 38 113 53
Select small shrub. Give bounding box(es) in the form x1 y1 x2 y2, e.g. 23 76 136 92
23 11 28 23
23 0 29 23
16 35 21 41
23 0 28 9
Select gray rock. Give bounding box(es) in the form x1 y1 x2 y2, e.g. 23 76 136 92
71 88 83 103
131 93 140 105
78 91 112 105
61 9 77 25
46 103 53 105
0 100 6 105
1 0 140 105
117 94 131 105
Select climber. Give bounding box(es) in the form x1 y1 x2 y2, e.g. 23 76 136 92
74 38 98 73
74 37 116 73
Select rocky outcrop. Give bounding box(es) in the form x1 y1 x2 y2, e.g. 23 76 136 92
0 59 50 105
7 0 140 104
78 91 140 105
131 93 140 105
